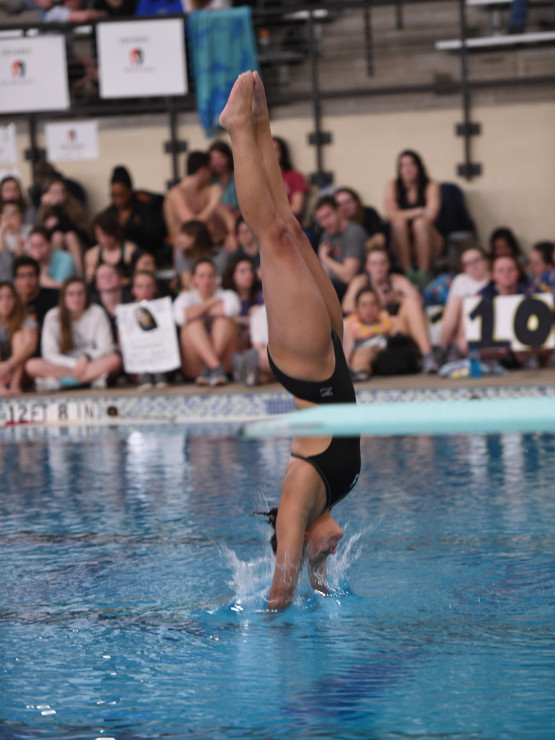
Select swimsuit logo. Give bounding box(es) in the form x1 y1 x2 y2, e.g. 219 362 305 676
129 48 144 66
11 60 25 78
349 472 360 490
320 386 333 399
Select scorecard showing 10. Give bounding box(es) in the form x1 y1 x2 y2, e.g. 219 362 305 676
464 294 555 351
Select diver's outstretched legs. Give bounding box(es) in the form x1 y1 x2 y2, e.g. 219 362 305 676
220 72 334 382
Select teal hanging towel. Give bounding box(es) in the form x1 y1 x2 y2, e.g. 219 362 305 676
187 6 260 136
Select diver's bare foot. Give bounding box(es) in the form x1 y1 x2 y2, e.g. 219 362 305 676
252 70 269 123
219 71 254 131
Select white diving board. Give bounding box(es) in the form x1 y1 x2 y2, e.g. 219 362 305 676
240 396 555 439
436 29 555 50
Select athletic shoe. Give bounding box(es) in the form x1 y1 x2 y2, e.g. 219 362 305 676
195 366 212 386
59 376 81 389
35 377 61 392
91 373 108 390
209 364 228 387
231 352 246 384
137 373 153 391
244 348 259 387
422 352 439 374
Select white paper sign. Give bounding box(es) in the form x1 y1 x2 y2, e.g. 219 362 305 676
0 124 17 165
116 297 181 373
97 18 187 99
0 35 69 113
45 120 99 162
464 293 555 351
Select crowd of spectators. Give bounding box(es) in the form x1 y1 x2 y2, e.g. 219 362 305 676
0 135 553 396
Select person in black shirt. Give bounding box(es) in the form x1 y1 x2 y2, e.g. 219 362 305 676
13 256 59 335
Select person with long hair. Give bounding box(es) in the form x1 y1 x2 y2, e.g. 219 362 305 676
342 246 438 372
0 282 38 395
220 71 360 610
25 277 122 391
174 219 218 290
36 175 91 276
221 254 264 351
272 136 309 222
209 140 238 212
173 257 241 386
85 210 137 285
384 149 443 282
334 186 388 250
0 175 36 225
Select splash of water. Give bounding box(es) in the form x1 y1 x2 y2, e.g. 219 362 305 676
220 527 368 614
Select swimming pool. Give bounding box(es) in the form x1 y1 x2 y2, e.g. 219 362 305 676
1 424 554 739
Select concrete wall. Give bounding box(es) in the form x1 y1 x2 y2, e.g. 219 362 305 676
6 98 555 252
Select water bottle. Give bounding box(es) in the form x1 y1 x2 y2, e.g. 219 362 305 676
469 348 482 378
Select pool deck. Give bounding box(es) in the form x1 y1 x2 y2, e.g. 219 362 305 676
1 366 554 430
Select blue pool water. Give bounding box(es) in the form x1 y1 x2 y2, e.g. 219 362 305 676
0 424 554 739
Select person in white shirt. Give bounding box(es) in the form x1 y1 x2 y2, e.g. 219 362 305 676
26 277 122 391
173 257 240 385
439 246 491 361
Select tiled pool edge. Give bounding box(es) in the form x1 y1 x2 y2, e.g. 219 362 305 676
2 382 555 429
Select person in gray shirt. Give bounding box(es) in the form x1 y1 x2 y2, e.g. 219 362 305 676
315 195 367 300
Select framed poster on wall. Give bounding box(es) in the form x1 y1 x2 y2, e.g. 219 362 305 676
97 18 187 99
0 35 69 113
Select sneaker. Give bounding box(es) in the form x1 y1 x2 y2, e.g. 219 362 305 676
231 352 246 384
244 348 259 387
137 373 153 391
422 352 439 374
209 364 228 387
59 376 81 389
91 373 108 390
153 373 168 389
35 377 61 392
195 365 212 386
350 369 371 383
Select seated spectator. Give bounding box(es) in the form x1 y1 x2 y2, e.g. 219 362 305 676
129 269 168 389
438 246 491 362
164 151 236 248
28 226 77 289
131 249 157 275
231 303 274 387
528 241 554 290
26 277 122 391
334 187 388 251
209 141 238 212
384 149 443 284
0 175 36 225
315 195 367 300
103 165 167 258
172 257 240 386
469 255 545 368
0 200 31 259
272 136 309 222
221 255 263 350
92 263 129 342
85 211 137 285
0 282 38 395
222 216 261 276
12 256 59 332
488 226 525 264
342 246 438 372
29 159 88 213
342 287 394 382
36 175 91 275
174 220 218 290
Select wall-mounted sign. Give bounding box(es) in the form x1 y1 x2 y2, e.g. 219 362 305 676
97 18 187 99
0 36 69 113
45 120 99 162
